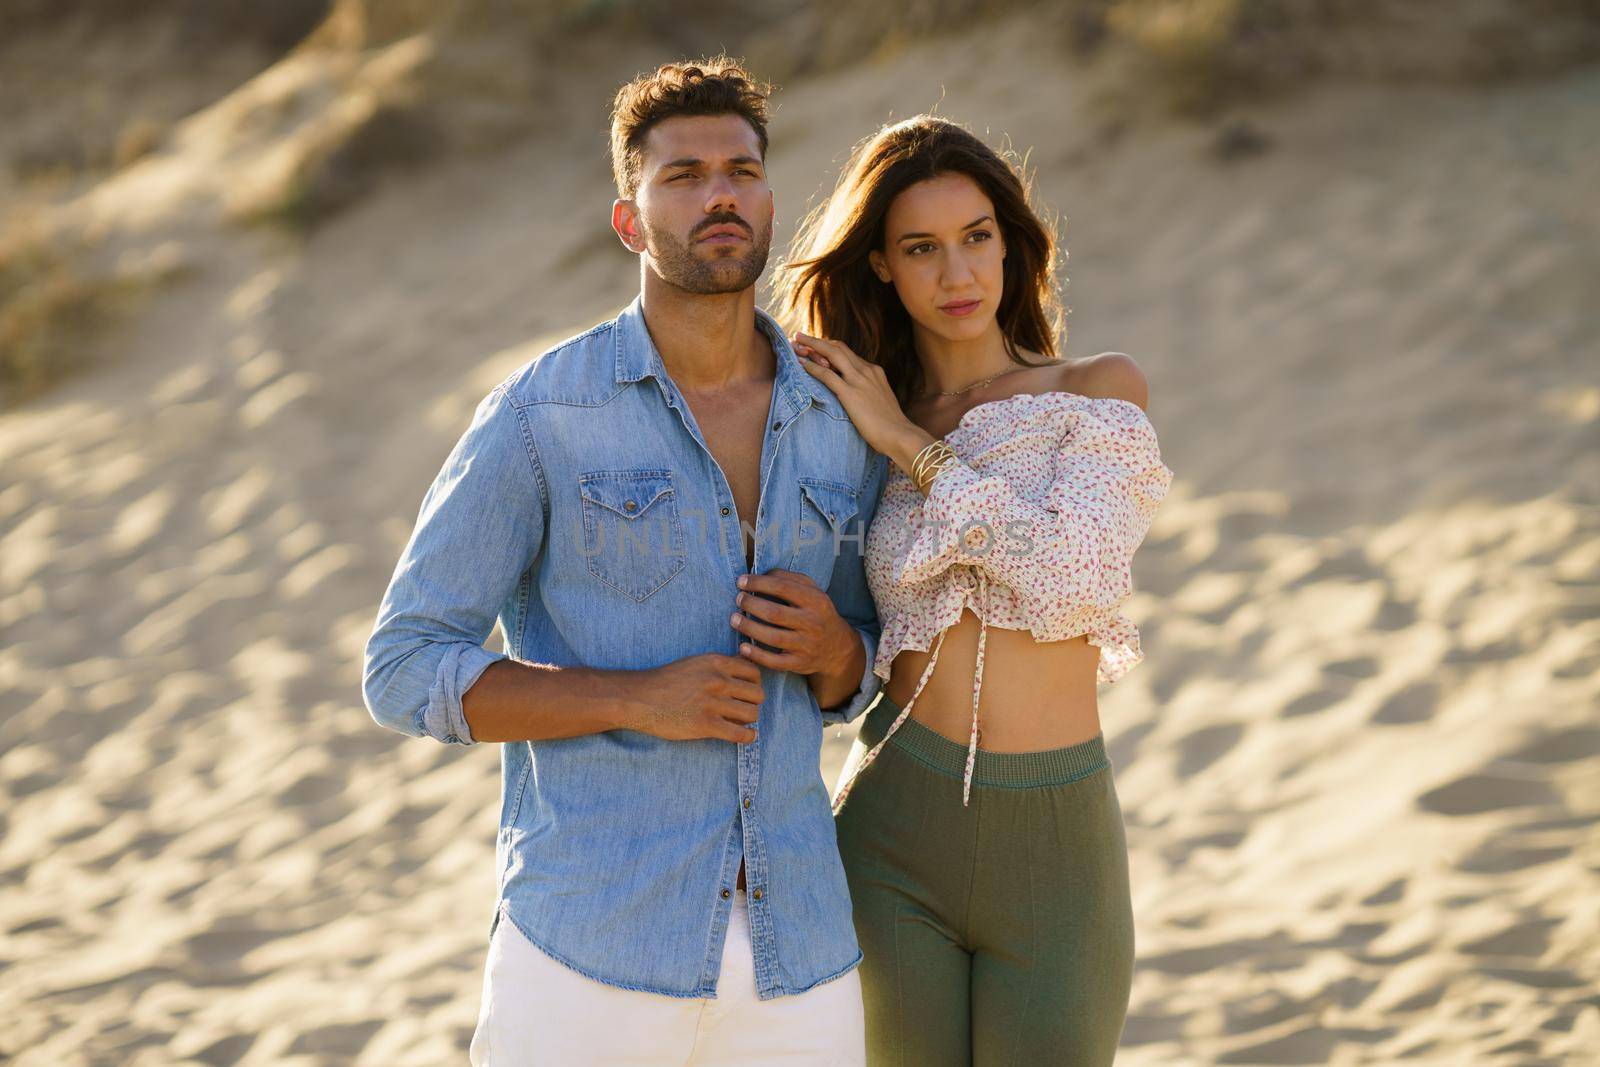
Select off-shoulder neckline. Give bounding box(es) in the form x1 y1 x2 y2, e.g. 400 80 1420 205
946 389 1151 439
884 390 1156 487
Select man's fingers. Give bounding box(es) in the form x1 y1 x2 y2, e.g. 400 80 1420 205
739 642 804 672
716 716 759 743
725 679 767 706
738 571 798 601
738 570 819 605
716 697 761 725
735 592 803 628
763 568 814 584
709 653 763 684
732 612 797 649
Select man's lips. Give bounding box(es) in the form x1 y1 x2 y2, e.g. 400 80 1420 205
939 300 981 316
697 225 750 244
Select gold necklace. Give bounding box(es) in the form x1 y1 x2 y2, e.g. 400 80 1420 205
936 363 1029 397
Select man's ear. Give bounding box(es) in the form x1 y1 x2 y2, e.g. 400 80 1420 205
868 249 892 283
612 200 645 254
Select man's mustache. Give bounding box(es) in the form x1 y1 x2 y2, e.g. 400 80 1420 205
690 213 754 240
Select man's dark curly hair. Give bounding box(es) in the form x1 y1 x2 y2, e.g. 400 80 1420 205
609 55 772 199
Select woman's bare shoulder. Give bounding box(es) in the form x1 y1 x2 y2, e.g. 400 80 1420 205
1056 352 1149 411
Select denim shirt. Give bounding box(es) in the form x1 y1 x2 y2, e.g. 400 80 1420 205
363 294 888 1000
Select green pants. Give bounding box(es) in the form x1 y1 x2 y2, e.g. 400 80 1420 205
834 693 1135 1066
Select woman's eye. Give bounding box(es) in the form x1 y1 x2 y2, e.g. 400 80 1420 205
908 243 935 256
968 230 992 243
671 172 697 181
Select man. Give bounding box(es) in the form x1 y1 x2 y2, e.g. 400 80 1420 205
363 56 886 1065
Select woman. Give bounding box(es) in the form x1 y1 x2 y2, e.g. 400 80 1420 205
773 116 1174 1065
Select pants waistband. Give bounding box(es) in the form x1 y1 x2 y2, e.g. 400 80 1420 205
857 692 1110 789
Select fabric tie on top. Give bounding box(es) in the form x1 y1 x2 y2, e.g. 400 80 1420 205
965 573 989 805
831 569 992 812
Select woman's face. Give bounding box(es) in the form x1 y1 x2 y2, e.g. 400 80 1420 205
869 172 1006 345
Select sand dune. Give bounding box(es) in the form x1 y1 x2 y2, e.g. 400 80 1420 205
1 13 1597 1066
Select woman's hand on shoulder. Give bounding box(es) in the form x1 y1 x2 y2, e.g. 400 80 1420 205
793 332 934 467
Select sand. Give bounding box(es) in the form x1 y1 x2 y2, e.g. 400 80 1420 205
1 15 1596 1066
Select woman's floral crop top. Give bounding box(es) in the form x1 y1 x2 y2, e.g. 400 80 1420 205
834 390 1175 811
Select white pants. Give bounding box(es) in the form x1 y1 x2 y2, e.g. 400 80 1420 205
469 889 866 1065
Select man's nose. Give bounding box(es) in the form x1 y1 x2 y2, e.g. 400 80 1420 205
704 174 738 214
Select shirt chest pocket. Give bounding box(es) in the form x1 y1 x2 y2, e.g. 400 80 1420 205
789 477 861 583
578 469 687 602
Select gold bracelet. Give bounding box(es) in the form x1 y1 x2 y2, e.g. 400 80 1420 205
919 451 958 492
919 442 958 487
910 440 958 492
908 440 947 487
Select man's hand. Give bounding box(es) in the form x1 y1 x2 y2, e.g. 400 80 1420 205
623 653 765 743
729 569 860 678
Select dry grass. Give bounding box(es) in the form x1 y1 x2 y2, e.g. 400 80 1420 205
746 0 1600 115
237 100 439 233
1106 0 1251 114
0 228 155 407
1105 0 1600 113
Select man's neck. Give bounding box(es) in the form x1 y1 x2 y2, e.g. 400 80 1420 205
639 271 770 391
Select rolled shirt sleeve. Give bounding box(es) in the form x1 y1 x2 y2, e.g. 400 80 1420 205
421 642 502 745
363 385 547 745
819 626 881 727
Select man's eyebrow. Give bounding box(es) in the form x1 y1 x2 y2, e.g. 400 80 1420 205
897 215 994 241
661 155 763 170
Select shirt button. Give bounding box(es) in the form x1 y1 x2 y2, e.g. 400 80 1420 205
752 888 764 901
772 421 782 431
720 888 731 899
742 796 751 809
624 500 637 512
720 506 730 516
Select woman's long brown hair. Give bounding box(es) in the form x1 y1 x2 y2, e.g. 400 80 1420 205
773 115 1064 406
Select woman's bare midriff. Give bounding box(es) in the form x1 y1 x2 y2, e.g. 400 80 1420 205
884 608 1105 752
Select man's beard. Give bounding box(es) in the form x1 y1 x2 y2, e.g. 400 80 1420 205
642 211 771 295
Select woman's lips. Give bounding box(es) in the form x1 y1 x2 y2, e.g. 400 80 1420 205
939 300 981 317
